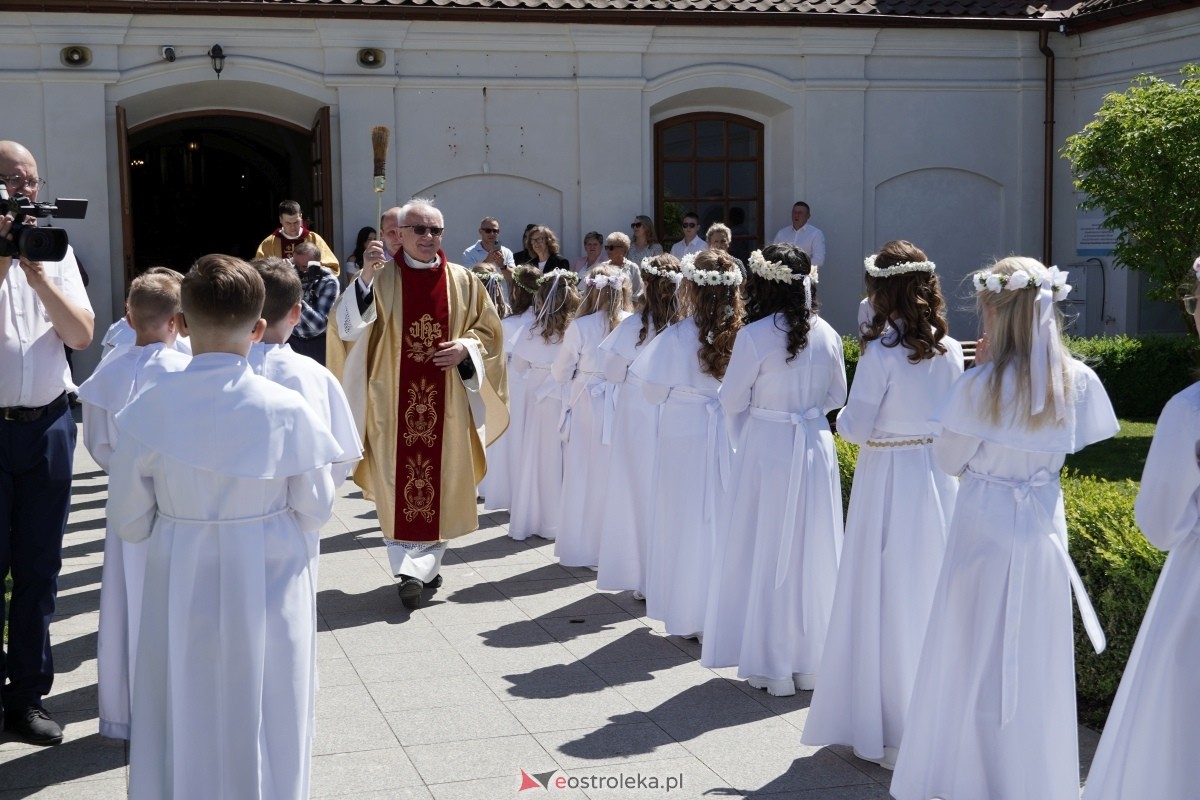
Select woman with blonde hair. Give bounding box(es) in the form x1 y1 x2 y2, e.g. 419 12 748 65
628 214 663 265
890 256 1117 800
803 240 962 765
631 250 744 638
508 268 580 541
481 266 541 513
551 264 634 567
595 254 683 598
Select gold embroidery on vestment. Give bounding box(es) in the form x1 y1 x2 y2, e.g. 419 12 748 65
402 454 436 522
405 314 442 363
403 377 439 447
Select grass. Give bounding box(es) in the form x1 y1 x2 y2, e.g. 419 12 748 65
1064 419 1157 486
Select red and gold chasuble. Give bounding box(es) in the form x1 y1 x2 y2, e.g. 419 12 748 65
394 260 451 541
273 228 309 261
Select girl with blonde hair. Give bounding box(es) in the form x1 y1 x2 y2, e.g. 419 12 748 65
631 250 744 638
551 264 634 567
803 240 962 765
508 268 580 541
891 256 1117 800
595 254 684 598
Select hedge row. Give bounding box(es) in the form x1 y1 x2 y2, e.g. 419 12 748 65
833 445 1163 729
840 333 1197 420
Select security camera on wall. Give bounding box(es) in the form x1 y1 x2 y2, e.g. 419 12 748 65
161 46 176 63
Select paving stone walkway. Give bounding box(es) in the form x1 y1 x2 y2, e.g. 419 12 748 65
0 428 1099 798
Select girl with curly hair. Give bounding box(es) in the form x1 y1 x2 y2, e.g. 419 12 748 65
595 254 683 598
890 257 1116 800
507 268 580 541
802 240 962 766
699 243 846 698
629 250 744 638
551 264 634 567
480 266 541 513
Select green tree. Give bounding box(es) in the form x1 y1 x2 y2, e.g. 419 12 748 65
1062 64 1200 300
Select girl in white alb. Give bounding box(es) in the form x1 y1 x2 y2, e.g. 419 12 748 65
890 256 1118 800
802 240 962 767
552 264 633 567
595 254 683 598
700 243 846 696
632 250 744 639
1081 256 1200 800
508 268 580 541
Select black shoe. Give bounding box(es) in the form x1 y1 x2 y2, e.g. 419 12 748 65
398 575 424 609
427 574 443 590
4 706 63 746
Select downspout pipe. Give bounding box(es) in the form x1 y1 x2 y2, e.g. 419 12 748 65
1040 29 1056 267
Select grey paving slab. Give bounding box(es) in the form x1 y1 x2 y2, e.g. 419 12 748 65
17 431 1103 799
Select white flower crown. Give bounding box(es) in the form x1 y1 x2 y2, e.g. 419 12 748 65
640 257 684 284
748 250 816 284
1192 256 1200 280
585 272 629 290
972 265 1072 302
864 254 936 277
679 253 743 287
536 268 580 287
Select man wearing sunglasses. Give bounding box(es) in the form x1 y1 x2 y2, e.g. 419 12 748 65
670 211 707 260
0 140 94 746
462 217 515 303
330 199 508 610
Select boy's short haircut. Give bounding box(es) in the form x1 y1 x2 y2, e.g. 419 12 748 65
127 269 183 332
251 256 302 326
278 199 301 217
182 254 265 332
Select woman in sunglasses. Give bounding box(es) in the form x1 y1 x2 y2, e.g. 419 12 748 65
601 232 643 299
628 214 663 266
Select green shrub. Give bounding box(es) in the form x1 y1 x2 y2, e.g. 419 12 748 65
1066 335 1197 418
833 435 858 518
842 335 860 390
1064 471 1165 728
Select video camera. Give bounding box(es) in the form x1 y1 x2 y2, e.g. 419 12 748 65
0 184 87 262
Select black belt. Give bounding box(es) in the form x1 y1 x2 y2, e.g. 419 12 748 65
0 392 69 423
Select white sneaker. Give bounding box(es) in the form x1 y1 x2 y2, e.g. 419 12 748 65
631 590 646 600
746 676 796 697
853 746 899 771
793 672 817 691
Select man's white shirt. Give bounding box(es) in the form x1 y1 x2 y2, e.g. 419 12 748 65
669 237 707 259
772 224 826 268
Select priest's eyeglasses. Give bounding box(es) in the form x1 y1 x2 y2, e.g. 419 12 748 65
0 175 47 192
1184 295 1198 315
401 224 444 237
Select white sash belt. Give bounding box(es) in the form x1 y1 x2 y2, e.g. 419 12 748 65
750 407 826 613
156 508 290 525
962 467 1105 725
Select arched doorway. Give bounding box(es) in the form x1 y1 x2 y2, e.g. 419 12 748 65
120 109 331 282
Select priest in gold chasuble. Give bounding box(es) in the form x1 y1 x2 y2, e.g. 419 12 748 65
330 200 508 608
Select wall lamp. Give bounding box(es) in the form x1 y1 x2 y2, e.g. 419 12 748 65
208 44 225 78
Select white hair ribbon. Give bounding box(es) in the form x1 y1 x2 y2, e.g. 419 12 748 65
1029 284 1066 421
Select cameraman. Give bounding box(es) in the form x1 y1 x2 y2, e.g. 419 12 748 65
0 140 94 746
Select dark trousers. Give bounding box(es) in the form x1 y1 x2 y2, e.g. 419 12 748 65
0 403 76 710
288 331 327 366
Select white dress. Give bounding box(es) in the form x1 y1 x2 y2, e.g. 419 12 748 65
890 359 1118 800
107 354 341 800
700 316 847 687
595 314 661 595
1082 382 1200 800
77 342 191 740
634 317 729 638
481 308 533 511
508 323 570 540
802 331 963 762
552 310 631 567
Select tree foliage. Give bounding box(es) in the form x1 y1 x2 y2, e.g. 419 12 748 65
1062 64 1200 300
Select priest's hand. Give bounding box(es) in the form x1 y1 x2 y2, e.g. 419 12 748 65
433 340 468 370
360 240 387 288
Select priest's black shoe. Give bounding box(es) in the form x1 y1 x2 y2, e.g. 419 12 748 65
4 705 63 746
398 575 424 609
427 574 443 590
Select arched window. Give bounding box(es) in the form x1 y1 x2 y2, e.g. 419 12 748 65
655 113 764 262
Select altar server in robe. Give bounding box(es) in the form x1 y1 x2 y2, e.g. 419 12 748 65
890 256 1117 800
700 243 845 696
108 255 342 800
1081 256 1200 800
78 269 191 741
329 199 508 609
802 240 961 768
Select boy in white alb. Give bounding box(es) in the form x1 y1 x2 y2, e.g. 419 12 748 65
107 255 342 800
77 268 191 740
98 267 193 362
